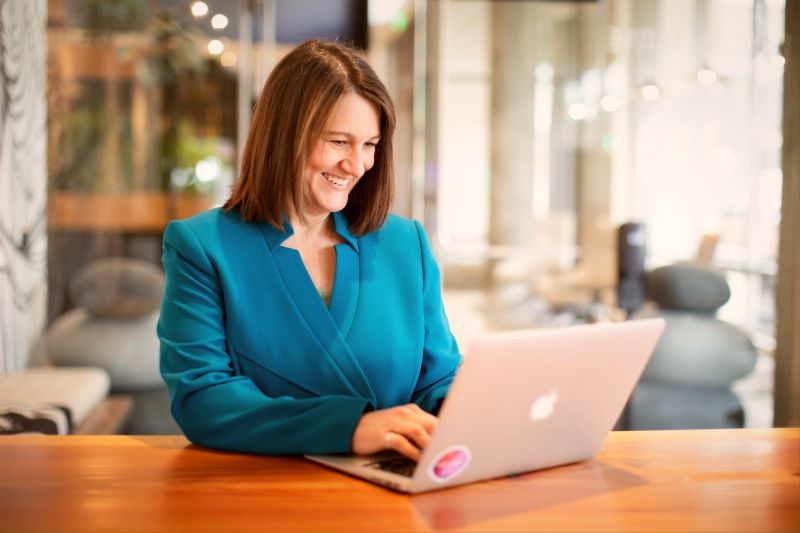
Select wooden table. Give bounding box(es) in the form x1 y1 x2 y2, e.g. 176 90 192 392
1 429 798 532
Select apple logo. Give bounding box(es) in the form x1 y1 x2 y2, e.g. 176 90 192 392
530 388 559 421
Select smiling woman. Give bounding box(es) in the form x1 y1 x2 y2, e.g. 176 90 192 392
157 39 462 463
225 39 395 236
300 92 381 221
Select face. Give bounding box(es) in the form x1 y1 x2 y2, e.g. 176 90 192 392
301 92 381 221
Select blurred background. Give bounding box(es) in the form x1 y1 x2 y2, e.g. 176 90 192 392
1 0 797 435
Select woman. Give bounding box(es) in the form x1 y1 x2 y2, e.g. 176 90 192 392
158 39 462 461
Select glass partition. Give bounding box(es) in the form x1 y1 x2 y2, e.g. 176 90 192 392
46 0 239 323
428 0 784 345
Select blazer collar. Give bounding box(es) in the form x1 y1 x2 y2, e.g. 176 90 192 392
259 211 359 253
258 215 294 252
331 211 359 253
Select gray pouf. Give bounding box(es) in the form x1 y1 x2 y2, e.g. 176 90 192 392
641 311 758 388
630 380 744 429
126 388 182 435
629 260 758 431
45 308 162 390
70 258 164 318
646 263 730 312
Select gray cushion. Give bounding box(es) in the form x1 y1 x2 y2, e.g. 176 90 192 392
126 388 183 435
70 258 164 318
646 263 730 312
641 311 758 388
629 380 744 429
45 308 162 390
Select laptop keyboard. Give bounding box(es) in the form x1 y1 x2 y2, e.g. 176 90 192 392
365 456 416 477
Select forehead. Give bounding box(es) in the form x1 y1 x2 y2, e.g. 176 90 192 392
323 92 380 135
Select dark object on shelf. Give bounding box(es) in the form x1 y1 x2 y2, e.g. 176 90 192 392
617 222 647 319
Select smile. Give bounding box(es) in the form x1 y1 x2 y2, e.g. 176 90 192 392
322 173 350 189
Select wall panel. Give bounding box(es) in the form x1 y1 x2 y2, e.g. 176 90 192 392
0 0 47 375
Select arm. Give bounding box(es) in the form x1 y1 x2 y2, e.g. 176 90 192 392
409 221 463 414
158 220 371 455
346 220 463 461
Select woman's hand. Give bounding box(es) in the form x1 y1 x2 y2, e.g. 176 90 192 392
351 404 438 461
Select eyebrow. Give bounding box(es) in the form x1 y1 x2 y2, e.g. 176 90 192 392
324 130 381 142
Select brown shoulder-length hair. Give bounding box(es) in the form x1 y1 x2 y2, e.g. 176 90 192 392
224 39 396 235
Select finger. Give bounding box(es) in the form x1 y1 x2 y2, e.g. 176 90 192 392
406 403 426 414
402 404 438 433
386 432 421 462
394 421 432 450
416 411 438 434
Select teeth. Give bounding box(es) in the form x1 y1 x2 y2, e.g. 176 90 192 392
323 173 348 187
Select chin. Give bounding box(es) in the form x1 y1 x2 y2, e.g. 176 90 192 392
327 201 349 213
313 197 348 216
328 193 352 210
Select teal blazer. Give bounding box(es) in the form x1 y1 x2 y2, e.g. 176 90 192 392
158 208 462 455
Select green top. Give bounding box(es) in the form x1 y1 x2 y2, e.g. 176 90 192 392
318 289 332 308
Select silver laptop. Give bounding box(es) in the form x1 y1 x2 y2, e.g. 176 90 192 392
306 318 665 493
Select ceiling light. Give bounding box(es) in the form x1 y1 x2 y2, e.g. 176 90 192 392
640 84 661 101
211 14 228 30
207 39 224 55
220 51 237 67
696 67 718 86
190 1 208 18
600 94 621 112
567 103 588 121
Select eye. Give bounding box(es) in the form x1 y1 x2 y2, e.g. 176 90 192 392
330 139 347 147
364 142 377 151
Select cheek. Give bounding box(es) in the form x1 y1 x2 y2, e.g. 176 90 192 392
304 166 317 187
307 143 329 172
365 152 376 171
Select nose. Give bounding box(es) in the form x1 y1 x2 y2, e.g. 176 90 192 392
339 148 366 178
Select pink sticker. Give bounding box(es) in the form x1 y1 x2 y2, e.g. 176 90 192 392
427 445 472 483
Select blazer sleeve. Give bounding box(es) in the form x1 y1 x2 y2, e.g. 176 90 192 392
409 220 463 414
158 220 372 455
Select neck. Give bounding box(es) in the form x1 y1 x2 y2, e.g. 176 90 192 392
289 212 333 245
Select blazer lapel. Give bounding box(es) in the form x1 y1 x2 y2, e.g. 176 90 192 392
257 217 375 404
328 212 360 339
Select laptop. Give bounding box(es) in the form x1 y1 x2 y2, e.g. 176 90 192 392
306 318 665 493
